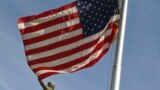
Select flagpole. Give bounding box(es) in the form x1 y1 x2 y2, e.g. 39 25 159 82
110 0 128 90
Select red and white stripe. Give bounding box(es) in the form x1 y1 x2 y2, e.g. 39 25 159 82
18 2 120 80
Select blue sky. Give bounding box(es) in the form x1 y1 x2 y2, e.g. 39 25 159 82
0 0 160 90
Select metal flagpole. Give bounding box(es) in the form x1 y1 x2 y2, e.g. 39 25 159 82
110 0 128 90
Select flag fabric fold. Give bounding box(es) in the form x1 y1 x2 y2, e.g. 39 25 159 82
18 0 120 80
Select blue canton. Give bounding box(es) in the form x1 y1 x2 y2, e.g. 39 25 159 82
76 0 119 37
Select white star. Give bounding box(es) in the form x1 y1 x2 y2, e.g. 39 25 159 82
92 29 94 31
102 9 105 12
77 2 81 5
91 11 94 14
97 1 99 4
89 4 92 6
81 18 84 20
82 6 85 8
84 32 87 35
106 10 109 13
101 3 104 6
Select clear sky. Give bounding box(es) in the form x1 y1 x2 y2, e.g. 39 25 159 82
0 0 160 90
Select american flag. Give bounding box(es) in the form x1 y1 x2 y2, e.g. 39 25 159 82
18 0 120 80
